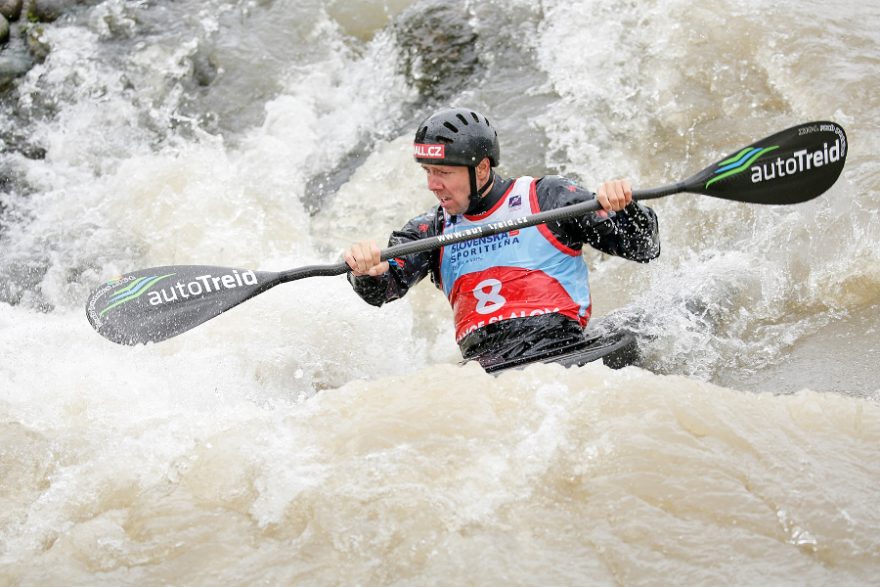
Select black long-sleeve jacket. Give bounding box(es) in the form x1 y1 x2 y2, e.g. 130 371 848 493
347 175 660 361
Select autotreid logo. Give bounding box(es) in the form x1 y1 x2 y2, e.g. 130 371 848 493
414 143 445 159
748 140 842 184
97 270 258 315
706 138 843 189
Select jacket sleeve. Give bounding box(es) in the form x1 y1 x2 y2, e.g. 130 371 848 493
536 175 660 263
346 208 440 307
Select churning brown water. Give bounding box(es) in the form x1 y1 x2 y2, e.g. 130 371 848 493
1 0 878 585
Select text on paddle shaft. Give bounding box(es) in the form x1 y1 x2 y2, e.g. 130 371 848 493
147 270 258 305
436 218 527 245
751 139 843 183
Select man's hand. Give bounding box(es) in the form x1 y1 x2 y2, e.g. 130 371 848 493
596 179 633 212
344 241 390 277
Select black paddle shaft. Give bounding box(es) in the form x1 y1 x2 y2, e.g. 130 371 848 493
278 196 608 282
279 185 663 282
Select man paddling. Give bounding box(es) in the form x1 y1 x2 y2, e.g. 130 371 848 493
86 120 843 348
343 107 660 364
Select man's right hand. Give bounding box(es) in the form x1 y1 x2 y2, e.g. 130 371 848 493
344 241 390 277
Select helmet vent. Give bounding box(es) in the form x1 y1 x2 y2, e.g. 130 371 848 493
471 112 481 123
436 135 454 144
443 121 459 133
456 113 469 126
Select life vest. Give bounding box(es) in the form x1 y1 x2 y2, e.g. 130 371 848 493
439 176 592 342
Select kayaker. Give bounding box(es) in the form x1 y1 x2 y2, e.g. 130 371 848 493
343 107 660 363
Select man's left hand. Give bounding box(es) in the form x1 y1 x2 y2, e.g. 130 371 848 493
597 179 633 212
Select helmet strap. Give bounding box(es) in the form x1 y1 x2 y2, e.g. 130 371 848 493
466 167 495 214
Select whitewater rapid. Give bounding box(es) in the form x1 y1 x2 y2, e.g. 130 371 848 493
1 0 879 584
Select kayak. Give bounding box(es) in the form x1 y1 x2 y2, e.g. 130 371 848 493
467 322 641 374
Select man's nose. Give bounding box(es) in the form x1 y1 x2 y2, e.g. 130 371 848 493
427 174 442 190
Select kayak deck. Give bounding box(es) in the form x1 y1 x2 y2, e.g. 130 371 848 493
469 325 641 374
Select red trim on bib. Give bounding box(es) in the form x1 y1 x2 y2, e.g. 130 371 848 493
529 180 580 257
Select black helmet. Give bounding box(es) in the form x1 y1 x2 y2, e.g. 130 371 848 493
413 108 500 167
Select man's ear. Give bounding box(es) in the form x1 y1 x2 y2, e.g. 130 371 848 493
477 157 492 181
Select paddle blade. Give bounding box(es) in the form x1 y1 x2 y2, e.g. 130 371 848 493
685 121 847 204
85 265 279 345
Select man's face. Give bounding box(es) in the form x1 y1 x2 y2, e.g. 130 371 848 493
421 164 471 215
